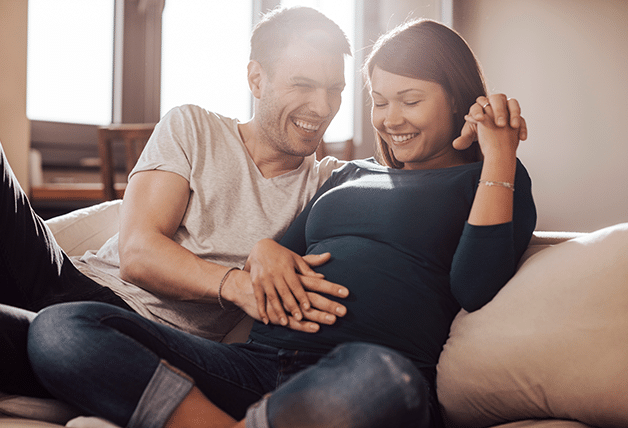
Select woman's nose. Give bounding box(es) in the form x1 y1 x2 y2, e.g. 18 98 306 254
383 104 404 128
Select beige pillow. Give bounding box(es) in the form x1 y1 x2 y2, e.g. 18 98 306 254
437 223 628 428
45 200 122 257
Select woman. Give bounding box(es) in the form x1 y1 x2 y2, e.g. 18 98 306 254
28 19 536 428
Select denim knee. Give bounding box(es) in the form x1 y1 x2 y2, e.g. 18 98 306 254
249 342 433 428
28 303 92 391
28 302 161 427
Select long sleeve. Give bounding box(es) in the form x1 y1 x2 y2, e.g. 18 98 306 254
450 160 537 312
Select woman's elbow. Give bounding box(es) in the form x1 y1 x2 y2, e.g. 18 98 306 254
458 295 490 313
452 273 513 312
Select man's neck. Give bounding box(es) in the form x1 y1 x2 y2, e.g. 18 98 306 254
237 121 305 179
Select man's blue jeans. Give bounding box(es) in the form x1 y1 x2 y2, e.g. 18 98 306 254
29 302 440 428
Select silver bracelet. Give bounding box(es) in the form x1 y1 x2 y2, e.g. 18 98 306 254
218 267 240 310
479 180 515 192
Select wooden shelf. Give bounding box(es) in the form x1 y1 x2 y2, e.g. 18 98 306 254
31 183 125 202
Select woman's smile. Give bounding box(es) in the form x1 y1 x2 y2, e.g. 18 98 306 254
370 66 463 170
389 132 420 145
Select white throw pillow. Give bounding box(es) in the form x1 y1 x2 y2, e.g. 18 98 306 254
437 223 628 428
45 200 122 257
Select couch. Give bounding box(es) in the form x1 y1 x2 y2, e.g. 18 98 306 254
1 200 626 427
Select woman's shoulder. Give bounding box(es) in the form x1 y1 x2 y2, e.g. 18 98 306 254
341 157 386 172
328 157 387 179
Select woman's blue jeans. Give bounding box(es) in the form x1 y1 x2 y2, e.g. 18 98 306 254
29 302 440 428
0 143 131 312
0 142 133 396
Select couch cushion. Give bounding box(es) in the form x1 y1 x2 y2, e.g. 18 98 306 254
437 223 628 428
45 200 122 257
0 393 80 425
0 419 64 427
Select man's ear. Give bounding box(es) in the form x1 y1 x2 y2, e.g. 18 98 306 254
247 60 264 99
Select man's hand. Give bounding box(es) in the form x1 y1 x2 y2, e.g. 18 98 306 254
453 94 527 151
226 239 348 332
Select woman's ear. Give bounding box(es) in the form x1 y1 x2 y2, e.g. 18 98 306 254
450 95 458 114
247 60 264 99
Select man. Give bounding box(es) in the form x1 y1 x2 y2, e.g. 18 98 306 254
0 6 351 398
75 5 354 340
1 5 524 398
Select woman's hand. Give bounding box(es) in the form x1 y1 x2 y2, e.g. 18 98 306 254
453 94 527 151
462 95 521 226
467 95 521 159
243 239 348 329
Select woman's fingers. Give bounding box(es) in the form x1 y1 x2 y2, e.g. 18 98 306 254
517 116 528 141
306 292 347 319
283 291 348 333
300 275 349 298
253 265 349 329
452 121 478 151
253 283 269 324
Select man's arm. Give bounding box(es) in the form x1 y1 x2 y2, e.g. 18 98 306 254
118 169 228 301
118 169 346 331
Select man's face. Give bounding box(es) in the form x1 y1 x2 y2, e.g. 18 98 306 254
255 38 346 157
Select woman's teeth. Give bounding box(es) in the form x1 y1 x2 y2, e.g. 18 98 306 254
390 133 418 143
293 119 320 132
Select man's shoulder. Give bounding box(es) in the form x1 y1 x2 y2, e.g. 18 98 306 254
165 104 237 124
158 105 241 149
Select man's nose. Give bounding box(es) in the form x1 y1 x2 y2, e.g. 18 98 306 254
309 88 333 118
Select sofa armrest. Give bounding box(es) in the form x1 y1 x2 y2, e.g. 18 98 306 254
530 230 587 246
520 230 588 265
45 200 123 257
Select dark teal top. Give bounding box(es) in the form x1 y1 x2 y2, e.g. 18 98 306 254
250 158 536 370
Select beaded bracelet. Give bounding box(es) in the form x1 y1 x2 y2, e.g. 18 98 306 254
479 180 515 192
218 267 240 310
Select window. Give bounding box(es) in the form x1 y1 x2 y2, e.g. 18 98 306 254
26 0 359 167
161 0 356 143
27 0 114 125
160 0 253 120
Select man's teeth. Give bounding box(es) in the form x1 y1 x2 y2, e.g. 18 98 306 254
390 133 418 143
293 119 320 132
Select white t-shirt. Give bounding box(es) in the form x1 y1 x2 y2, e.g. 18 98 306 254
75 105 343 340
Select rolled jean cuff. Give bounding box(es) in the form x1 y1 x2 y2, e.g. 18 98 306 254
127 360 194 428
245 394 271 428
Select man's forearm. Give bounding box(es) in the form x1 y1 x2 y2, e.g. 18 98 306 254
119 231 234 302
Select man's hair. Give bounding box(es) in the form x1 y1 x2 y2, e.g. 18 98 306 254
365 19 486 168
250 6 351 74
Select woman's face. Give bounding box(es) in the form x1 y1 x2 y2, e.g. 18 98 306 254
370 66 464 170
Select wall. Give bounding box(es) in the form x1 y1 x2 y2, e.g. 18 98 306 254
453 0 628 232
0 0 30 192
379 0 452 29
